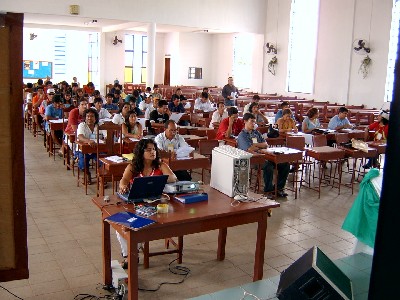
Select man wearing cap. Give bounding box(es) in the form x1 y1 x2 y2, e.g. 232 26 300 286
363 110 389 169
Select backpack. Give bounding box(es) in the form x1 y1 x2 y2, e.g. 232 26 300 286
267 124 279 138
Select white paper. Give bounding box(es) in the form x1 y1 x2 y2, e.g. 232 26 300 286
48 119 66 123
263 147 301 154
169 113 184 123
129 138 140 142
105 155 124 163
33 61 39 69
175 145 195 158
137 118 147 128
28 70 34 75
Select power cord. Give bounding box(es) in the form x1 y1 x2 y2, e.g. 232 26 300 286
74 283 120 300
0 284 24 300
138 257 190 292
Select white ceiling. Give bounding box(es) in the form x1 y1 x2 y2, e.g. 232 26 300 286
23 13 226 34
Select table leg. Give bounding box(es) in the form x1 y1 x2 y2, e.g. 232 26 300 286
351 158 357 194
178 236 183 264
254 214 267 281
102 220 112 286
127 231 139 300
217 228 227 261
274 164 278 199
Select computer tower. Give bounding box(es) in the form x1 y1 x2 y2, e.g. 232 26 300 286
277 246 353 300
210 145 253 197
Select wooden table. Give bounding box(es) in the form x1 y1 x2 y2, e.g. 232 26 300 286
260 147 303 199
181 134 207 148
305 146 346 198
162 153 210 171
92 187 279 300
367 141 386 155
99 156 130 195
47 119 67 160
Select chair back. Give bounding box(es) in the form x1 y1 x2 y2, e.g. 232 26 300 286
335 133 350 145
198 139 219 157
206 128 218 140
97 122 123 157
286 135 305 151
312 134 327 147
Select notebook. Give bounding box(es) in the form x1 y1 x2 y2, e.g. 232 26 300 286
117 175 168 203
174 193 208 204
105 212 156 231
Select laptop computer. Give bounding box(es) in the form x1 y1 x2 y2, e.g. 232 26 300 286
117 175 168 203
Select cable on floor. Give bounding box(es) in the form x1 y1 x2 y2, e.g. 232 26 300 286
0 284 24 300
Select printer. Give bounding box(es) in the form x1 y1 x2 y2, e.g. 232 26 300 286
163 181 200 194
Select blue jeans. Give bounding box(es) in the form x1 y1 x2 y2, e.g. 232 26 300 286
224 99 235 106
76 151 97 170
263 161 290 192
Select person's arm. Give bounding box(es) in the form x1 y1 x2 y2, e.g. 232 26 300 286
33 94 45 108
160 162 177 183
103 109 112 119
77 124 96 147
224 116 235 138
119 164 133 193
291 119 298 132
45 106 57 121
257 111 269 125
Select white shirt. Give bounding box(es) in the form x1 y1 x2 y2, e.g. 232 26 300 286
112 113 125 125
194 98 216 112
139 101 152 112
98 108 112 120
145 106 156 119
209 110 228 128
154 132 189 151
243 103 251 114
77 122 98 140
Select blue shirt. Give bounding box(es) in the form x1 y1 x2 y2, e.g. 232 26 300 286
328 115 350 130
302 117 320 131
44 104 63 131
237 129 265 151
103 103 119 110
168 102 185 113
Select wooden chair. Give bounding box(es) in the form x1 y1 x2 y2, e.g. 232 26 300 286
198 139 219 183
96 123 123 197
206 128 218 140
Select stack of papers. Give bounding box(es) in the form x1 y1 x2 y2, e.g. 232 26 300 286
48 119 66 123
263 147 300 154
105 155 125 163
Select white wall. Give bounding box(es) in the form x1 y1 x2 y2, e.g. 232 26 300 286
262 0 393 108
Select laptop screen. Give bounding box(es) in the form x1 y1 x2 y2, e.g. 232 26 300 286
121 175 168 202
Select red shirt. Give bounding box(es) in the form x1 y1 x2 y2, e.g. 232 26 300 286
215 117 244 140
368 122 388 141
64 108 83 134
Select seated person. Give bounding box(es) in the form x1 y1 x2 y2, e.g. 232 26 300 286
328 107 353 130
168 97 185 113
94 97 112 120
237 113 290 197
32 85 46 128
276 108 298 133
88 89 102 104
243 94 260 114
112 102 130 125
139 94 153 112
148 99 170 133
44 94 64 145
363 110 389 169
110 81 122 95
63 91 74 110
194 92 216 113
274 101 295 122
83 82 95 96
215 106 244 140
144 97 159 119
209 102 228 129
128 98 143 116
181 98 191 110
302 108 321 133
154 120 192 181
248 102 269 127
202 87 214 103
76 108 102 184
112 89 123 105
152 85 163 101
117 139 177 268
103 93 119 111
122 110 143 139
171 88 187 102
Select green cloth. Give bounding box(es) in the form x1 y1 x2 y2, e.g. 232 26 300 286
342 168 380 248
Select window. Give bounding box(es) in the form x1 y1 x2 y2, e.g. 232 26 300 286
286 0 320 93
188 67 202 79
233 34 253 88
384 0 400 102
124 34 147 84
88 33 99 89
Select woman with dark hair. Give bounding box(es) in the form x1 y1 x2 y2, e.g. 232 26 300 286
76 108 101 184
112 102 130 125
276 108 298 133
122 110 143 139
363 111 389 169
248 102 269 126
302 107 321 133
117 139 176 268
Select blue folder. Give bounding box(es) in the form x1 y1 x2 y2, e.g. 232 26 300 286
105 212 156 230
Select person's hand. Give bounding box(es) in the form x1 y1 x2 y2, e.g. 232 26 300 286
344 124 352 129
228 116 235 126
88 140 96 147
119 184 129 194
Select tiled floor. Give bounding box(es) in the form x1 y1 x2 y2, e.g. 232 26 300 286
0 131 372 300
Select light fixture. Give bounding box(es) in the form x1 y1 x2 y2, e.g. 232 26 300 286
353 39 371 54
112 36 122 45
265 42 277 55
29 33 37 40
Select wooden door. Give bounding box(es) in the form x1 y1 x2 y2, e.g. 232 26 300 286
164 57 170 85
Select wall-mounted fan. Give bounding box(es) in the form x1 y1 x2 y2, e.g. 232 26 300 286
265 42 277 55
113 36 122 45
353 39 370 54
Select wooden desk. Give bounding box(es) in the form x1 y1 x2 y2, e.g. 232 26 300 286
92 187 280 300
99 157 130 195
162 153 210 171
367 141 386 155
181 134 207 148
63 132 76 172
305 146 346 198
338 129 365 140
123 137 139 153
47 119 67 160
260 147 303 199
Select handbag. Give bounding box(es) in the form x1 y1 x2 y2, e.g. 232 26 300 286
267 124 280 138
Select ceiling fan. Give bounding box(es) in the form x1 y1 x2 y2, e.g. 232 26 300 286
113 36 122 45
353 39 370 54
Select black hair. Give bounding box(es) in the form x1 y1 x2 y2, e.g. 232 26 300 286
227 106 238 116
252 94 260 100
133 90 140 97
217 102 225 108
78 97 88 105
164 119 176 129
243 113 255 121
158 100 168 107
114 90 121 95
93 90 100 95
87 82 94 87
307 108 319 118
176 88 182 91
52 94 62 103
201 91 209 99
249 102 259 113
94 97 103 104
338 107 349 114
381 118 389 125
45 81 52 86
280 101 289 108
124 110 138 132
27 82 33 88
83 108 99 124
37 79 43 85
71 83 78 87
106 93 113 98
282 108 292 116
132 139 161 174
119 102 130 113
146 87 151 92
